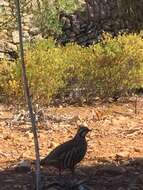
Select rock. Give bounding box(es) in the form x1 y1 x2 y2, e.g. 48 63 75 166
23 14 33 24
33 34 43 40
134 148 141 153
130 158 143 166
24 131 33 139
23 31 30 41
0 30 8 40
14 160 31 173
29 27 40 35
0 40 6 51
62 18 71 29
1 0 143 53
6 42 17 51
115 151 130 160
23 25 30 31
12 31 19 44
0 0 9 6
0 40 17 59
100 4 106 19
78 35 88 43
0 52 5 59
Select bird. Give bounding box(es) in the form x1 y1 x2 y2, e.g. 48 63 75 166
40 125 91 175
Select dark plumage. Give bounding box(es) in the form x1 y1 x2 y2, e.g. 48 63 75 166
40 126 91 175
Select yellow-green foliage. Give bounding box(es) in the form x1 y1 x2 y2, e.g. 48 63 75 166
0 34 143 104
0 59 22 100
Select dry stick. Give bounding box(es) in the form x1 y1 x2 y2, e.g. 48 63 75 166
15 0 41 190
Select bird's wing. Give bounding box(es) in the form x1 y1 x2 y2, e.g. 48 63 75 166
42 139 73 162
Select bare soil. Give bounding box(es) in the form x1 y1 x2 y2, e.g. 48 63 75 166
0 97 143 190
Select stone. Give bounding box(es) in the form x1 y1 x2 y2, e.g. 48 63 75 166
23 25 30 31
130 158 143 166
12 30 19 44
70 14 77 22
14 160 31 173
0 0 9 6
115 151 130 160
87 5 95 19
103 23 112 30
30 27 40 35
6 41 17 51
33 34 43 40
63 19 71 29
1 0 143 52
0 30 8 40
100 4 106 20
0 40 17 59
0 52 5 59
24 131 33 139
23 14 32 24
134 148 141 153
69 32 76 38
23 31 30 41
78 35 88 43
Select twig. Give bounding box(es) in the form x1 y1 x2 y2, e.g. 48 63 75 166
14 0 41 189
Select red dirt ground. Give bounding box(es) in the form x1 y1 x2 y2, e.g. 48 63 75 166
0 97 143 189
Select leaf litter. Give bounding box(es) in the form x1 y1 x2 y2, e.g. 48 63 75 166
0 96 143 189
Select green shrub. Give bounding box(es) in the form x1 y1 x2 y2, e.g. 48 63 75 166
0 59 22 101
33 0 83 36
0 33 143 104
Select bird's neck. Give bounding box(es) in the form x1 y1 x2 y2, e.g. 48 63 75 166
74 134 86 142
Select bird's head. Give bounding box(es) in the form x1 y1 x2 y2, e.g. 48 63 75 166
76 125 91 138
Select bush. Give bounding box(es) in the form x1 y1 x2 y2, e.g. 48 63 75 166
0 34 143 104
0 59 22 102
33 0 83 36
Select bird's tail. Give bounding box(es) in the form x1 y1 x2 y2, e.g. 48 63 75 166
40 157 47 166
40 157 56 166
31 158 49 166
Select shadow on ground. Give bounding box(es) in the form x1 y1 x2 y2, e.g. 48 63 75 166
1 157 143 190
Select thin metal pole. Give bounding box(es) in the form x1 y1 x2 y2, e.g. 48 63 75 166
15 0 41 189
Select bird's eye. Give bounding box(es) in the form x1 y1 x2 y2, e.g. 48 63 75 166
80 130 87 137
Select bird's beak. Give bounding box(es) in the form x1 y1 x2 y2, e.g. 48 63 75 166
88 129 92 132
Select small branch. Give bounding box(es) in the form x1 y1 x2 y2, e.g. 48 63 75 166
14 0 41 190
